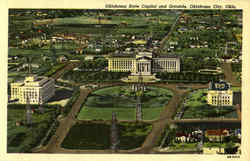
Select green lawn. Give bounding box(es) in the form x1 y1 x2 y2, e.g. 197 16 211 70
169 143 197 151
78 107 136 121
61 122 110 150
8 72 26 77
119 122 152 150
61 122 152 150
168 142 229 150
77 86 173 121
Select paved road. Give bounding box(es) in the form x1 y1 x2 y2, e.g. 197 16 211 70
222 62 241 87
35 88 91 153
51 62 80 80
158 12 183 53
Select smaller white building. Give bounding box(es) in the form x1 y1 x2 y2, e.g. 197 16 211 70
207 81 233 106
11 75 55 104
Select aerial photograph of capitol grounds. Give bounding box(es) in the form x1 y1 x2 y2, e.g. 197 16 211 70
8 9 242 154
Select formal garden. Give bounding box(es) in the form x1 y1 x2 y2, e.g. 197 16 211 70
77 85 173 121
61 121 152 150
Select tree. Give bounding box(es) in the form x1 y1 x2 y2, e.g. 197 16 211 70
224 141 238 154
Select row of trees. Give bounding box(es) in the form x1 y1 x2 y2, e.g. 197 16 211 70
231 63 242 73
63 71 130 83
181 57 220 72
79 59 108 70
156 72 224 82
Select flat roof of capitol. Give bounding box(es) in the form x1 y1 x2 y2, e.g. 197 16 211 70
109 53 179 58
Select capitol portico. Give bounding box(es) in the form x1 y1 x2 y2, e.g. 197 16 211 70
108 52 180 82
134 52 153 75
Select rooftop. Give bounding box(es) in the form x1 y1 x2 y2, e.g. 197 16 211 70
109 52 179 59
209 80 231 91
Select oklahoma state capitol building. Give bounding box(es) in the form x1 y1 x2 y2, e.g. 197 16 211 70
108 52 180 75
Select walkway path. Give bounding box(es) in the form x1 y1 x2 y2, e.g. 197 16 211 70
222 62 241 87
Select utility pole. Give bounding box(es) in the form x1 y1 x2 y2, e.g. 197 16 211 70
110 112 119 153
136 96 142 121
136 74 144 121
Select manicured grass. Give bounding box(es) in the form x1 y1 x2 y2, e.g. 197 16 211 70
61 122 110 150
119 122 152 150
142 107 165 121
204 142 226 148
8 72 27 77
169 143 197 150
78 107 136 121
231 86 241 92
61 122 152 150
182 89 237 119
168 142 230 151
77 86 173 120
7 104 60 153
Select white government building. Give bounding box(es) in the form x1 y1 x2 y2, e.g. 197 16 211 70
10 75 55 104
207 81 233 106
108 52 180 75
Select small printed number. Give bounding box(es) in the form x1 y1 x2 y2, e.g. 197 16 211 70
227 155 240 159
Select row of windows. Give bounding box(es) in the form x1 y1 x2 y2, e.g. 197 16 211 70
110 60 133 70
211 96 231 99
211 101 231 105
153 61 177 68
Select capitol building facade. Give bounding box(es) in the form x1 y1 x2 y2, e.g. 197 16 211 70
108 52 180 76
